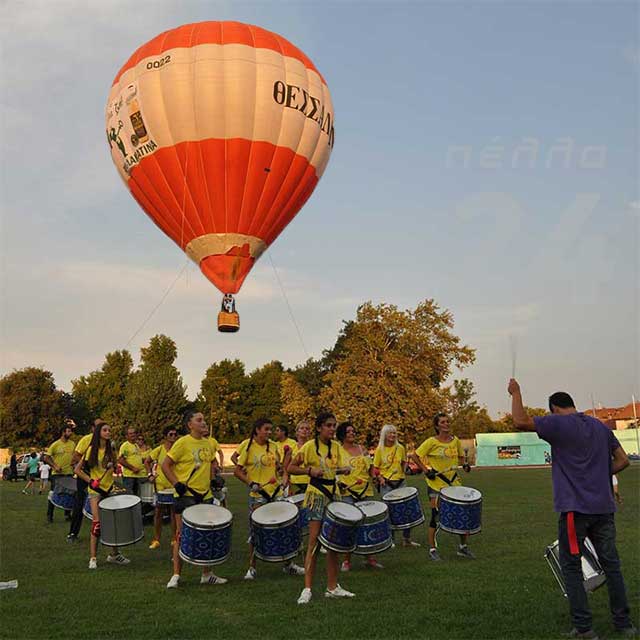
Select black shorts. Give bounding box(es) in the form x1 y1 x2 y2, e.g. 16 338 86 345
175 495 212 515
29 473 38 481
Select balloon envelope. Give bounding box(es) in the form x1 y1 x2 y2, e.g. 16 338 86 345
106 21 334 294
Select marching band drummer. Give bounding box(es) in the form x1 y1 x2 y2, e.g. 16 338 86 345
67 424 94 543
44 424 75 523
336 421 383 571
274 425 297 491
234 418 305 580
162 410 228 589
373 425 420 548
208 433 227 507
145 426 178 550
74 420 129 569
118 427 147 497
282 420 311 496
288 412 356 604
410 413 474 561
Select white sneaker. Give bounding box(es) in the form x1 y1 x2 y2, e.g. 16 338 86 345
88 558 97 570
244 567 257 580
106 553 130 565
284 562 305 576
325 584 355 598
340 561 351 572
297 587 312 604
201 573 227 585
167 574 180 589
319 546 327 555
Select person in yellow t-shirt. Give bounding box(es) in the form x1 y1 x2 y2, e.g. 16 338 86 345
283 420 312 495
336 421 383 571
373 424 420 548
118 427 147 496
234 418 304 579
67 429 94 542
162 410 228 589
44 424 75 523
288 412 355 604
74 421 129 569
410 413 473 561
145 425 179 549
274 425 297 490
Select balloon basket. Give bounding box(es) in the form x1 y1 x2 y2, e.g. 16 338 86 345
218 311 240 333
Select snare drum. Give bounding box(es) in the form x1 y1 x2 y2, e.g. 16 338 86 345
319 502 364 553
382 486 425 530
251 501 301 562
99 494 144 547
179 504 233 566
139 480 155 505
438 486 482 535
49 476 76 511
545 538 606 597
155 489 175 506
354 501 393 555
284 493 310 536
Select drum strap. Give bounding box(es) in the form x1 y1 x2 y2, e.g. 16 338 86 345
339 482 369 500
310 477 336 500
436 471 458 486
257 485 282 502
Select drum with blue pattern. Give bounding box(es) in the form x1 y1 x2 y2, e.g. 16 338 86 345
49 476 76 511
251 501 301 562
155 490 175 506
353 500 393 555
382 486 425 530
319 502 364 553
179 504 233 566
438 486 482 535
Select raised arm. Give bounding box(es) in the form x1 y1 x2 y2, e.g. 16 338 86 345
508 379 535 430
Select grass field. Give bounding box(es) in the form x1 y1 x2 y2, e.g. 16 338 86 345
1 467 638 640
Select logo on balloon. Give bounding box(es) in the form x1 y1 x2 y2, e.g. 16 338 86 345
273 81 335 148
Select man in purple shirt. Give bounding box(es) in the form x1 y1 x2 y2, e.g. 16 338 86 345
508 379 635 639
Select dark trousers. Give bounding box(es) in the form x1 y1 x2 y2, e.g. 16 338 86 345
123 476 142 496
68 477 88 537
558 512 632 632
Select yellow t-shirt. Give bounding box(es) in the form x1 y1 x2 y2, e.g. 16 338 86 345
75 434 92 456
47 438 75 475
208 437 222 465
275 438 297 462
237 439 279 498
119 441 146 478
297 438 344 499
415 436 463 491
338 444 374 498
84 445 114 494
373 443 406 481
167 435 216 499
289 441 310 487
149 443 172 492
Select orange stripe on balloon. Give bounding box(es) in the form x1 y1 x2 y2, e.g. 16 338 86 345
127 138 318 294
112 21 323 87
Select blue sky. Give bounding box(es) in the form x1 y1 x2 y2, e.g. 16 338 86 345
1 1 638 418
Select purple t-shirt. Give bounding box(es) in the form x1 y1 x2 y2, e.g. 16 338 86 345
534 413 619 514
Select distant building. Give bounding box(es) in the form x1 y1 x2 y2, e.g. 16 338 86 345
476 432 551 467
586 402 640 431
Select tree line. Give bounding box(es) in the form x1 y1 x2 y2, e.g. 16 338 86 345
0 299 545 450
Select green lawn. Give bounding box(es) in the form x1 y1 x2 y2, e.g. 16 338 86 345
1 467 638 639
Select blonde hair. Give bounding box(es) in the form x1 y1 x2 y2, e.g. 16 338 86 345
378 424 397 450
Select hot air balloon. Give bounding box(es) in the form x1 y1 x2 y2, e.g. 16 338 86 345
106 21 335 332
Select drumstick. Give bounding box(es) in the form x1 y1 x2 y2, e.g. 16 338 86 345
509 335 518 378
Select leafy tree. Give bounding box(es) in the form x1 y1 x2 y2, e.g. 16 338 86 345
289 358 328 398
197 359 248 442
123 335 187 444
0 368 69 449
71 350 133 434
497 407 547 431
245 361 287 428
446 379 498 438
280 372 314 425
319 300 475 447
